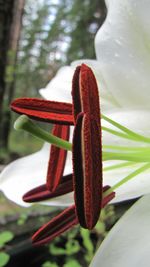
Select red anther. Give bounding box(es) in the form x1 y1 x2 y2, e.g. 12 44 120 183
32 205 78 246
23 174 73 203
11 98 74 125
73 112 102 229
46 125 70 192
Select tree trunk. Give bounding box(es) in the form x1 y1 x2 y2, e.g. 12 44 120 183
0 0 13 138
0 0 25 152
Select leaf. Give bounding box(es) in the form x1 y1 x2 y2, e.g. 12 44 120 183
65 240 80 255
42 261 58 267
0 231 14 246
17 213 28 225
0 252 10 267
80 228 94 262
63 258 81 267
49 239 80 256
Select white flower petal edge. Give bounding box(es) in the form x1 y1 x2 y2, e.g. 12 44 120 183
39 66 74 103
90 194 150 267
0 143 73 207
95 0 150 109
0 144 49 206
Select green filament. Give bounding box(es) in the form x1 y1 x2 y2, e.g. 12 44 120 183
102 114 150 144
14 115 72 151
103 145 150 152
112 163 150 191
14 114 150 196
103 151 150 162
14 115 150 164
103 163 150 198
103 161 136 172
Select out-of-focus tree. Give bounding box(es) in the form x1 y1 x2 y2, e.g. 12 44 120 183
66 0 106 62
16 0 70 97
16 0 106 98
0 0 25 153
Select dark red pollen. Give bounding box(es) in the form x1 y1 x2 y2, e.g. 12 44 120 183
23 174 73 203
32 205 78 246
73 112 102 229
46 124 70 192
11 97 74 125
72 66 81 121
72 64 102 230
72 64 101 126
31 187 115 246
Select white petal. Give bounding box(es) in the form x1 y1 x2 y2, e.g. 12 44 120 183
0 142 73 207
90 194 150 267
0 143 49 206
39 66 74 103
95 0 150 109
40 192 74 207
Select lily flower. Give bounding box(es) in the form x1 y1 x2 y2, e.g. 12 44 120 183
0 0 150 248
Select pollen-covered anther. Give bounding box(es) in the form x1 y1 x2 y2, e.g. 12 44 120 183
23 174 73 203
32 205 78 246
29 186 114 246
72 64 101 126
73 112 102 230
11 97 74 125
46 124 70 192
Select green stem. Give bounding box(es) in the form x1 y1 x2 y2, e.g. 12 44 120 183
103 163 150 198
14 115 72 151
102 114 150 144
102 126 137 142
14 116 150 163
103 161 136 172
103 145 150 152
103 151 150 162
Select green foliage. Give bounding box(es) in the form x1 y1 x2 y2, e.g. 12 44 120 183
63 258 81 267
42 259 81 267
0 231 14 267
49 239 80 256
17 213 28 225
5 50 16 83
42 261 58 267
80 228 94 263
0 252 10 267
0 231 14 247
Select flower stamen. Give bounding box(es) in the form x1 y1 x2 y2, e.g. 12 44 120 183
46 124 70 192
